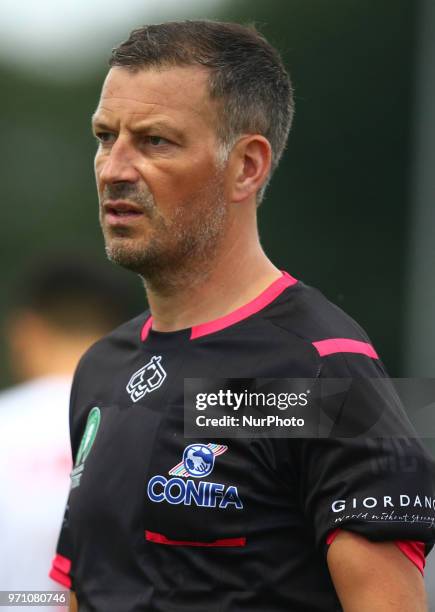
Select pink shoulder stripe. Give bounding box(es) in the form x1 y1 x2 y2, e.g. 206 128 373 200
190 272 297 340
326 529 425 575
312 338 379 359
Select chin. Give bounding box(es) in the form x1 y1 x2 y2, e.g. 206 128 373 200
105 238 147 271
105 234 168 275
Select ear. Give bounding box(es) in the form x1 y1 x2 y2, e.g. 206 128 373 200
229 135 272 203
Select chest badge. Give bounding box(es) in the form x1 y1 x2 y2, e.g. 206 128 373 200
170 443 227 478
126 355 167 402
70 406 101 489
147 443 243 509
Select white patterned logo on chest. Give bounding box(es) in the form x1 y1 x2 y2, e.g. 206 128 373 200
126 355 167 402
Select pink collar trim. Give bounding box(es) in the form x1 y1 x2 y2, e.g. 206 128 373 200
141 271 297 342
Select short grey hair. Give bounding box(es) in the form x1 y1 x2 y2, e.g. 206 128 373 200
109 20 294 204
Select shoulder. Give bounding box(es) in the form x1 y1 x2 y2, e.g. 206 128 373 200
67 311 147 452
69 311 147 408
269 281 372 344
74 310 147 374
268 281 385 377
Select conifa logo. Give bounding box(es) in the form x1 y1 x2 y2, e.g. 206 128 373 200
126 355 166 402
170 443 227 478
147 443 243 510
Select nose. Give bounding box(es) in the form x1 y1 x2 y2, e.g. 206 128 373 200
96 139 140 185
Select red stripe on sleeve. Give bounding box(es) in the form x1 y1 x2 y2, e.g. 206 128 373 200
326 528 340 545
49 554 72 588
395 540 426 575
52 553 71 574
326 528 426 575
49 567 71 589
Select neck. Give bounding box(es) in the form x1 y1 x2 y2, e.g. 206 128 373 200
144 226 281 332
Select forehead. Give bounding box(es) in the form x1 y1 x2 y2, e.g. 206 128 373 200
94 65 214 126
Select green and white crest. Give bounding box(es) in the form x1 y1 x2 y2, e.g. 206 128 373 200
71 406 101 489
75 407 101 467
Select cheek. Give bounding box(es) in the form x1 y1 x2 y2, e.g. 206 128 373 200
158 160 218 201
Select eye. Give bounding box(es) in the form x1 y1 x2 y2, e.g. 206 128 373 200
147 135 170 146
95 131 115 144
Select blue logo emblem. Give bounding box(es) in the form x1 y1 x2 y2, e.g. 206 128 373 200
182 444 215 478
148 443 243 510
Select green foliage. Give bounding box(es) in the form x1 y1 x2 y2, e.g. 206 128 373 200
219 0 417 374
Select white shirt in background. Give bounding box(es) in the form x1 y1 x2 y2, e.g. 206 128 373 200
0 376 72 597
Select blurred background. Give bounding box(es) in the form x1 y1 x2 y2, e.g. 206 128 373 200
1 0 434 385
0 0 435 604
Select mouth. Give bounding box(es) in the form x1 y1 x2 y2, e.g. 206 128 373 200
103 200 144 224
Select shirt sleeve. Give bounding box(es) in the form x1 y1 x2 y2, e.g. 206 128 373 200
326 528 426 574
293 346 435 562
49 500 74 589
48 357 85 590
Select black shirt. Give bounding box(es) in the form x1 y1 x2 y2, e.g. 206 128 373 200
51 273 435 611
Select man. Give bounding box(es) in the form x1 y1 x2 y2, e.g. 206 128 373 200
50 21 435 611
0 257 135 600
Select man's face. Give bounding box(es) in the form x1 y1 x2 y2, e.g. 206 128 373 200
93 65 228 282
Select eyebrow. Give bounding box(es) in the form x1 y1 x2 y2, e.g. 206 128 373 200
91 116 184 141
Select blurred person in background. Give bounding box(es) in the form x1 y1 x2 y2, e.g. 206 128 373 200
0 256 138 593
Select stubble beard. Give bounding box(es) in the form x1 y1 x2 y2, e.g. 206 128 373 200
101 174 228 294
